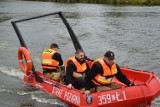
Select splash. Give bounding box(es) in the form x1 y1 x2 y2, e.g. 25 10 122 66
0 65 23 79
31 91 69 107
0 87 12 93
152 96 160 107
0 84 39 96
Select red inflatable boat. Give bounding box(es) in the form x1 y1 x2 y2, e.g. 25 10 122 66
22 66 160 107
12 12 160 107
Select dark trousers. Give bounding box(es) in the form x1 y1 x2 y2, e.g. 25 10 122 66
43 69 57 74
65 77 85 90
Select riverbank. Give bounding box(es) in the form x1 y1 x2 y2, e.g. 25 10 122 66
30 0 160 5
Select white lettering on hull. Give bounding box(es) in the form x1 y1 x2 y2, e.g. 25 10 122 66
51 87 80 105
64 91 80 105
52 87 63 97
98 91 127 105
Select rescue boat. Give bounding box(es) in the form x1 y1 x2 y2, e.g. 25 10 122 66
11 11 160 107
23 66 160 107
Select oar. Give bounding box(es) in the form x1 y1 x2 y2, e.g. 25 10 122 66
11 21 43 83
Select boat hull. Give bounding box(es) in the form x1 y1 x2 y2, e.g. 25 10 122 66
23 67 160 107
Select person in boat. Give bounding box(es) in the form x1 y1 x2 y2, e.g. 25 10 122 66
84 51 134 95
41 43 64 81
64 49 90 90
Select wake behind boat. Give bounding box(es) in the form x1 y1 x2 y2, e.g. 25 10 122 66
11 11 160 107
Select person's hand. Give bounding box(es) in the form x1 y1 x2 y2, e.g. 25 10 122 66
84 90 91 96
67 84 74 89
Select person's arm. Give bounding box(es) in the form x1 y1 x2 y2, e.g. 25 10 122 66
85 63 90 75
52 53 63 66
65 62 76 85
115 64 131 86
85 62 101 90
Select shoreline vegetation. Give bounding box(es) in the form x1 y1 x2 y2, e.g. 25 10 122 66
29 0 160 5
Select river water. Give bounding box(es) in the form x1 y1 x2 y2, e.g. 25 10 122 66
0 0 160 107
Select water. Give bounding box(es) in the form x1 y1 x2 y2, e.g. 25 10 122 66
0 0 160 106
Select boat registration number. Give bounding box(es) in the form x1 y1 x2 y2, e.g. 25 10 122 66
98 91 126 105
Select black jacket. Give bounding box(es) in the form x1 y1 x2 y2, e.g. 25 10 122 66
65 58 90 85
85 61 131 90
52 53 63 66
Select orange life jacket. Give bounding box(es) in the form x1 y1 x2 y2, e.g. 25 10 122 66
65 56 87 78
42 49 59 70
92 57 118 85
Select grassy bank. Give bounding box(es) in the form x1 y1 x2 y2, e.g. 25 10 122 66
31 0 160 5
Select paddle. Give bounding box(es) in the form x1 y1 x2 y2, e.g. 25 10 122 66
11 21 43 83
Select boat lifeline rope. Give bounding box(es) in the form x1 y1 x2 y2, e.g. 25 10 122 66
140 84 149 106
